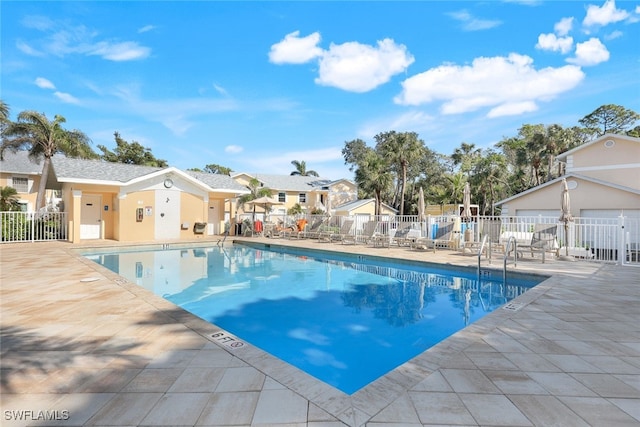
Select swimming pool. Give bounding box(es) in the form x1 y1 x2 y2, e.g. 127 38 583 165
84 243 543 394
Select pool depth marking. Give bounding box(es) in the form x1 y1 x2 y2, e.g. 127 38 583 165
211 331 245 349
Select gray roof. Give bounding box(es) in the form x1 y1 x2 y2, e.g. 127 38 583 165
185 170 249 193
235 173 350 192
1 151 247 193
52 156 163 183
0 150 46 175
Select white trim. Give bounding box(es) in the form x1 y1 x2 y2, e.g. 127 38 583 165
568 163 640 173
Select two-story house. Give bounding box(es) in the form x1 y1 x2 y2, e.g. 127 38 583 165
495 133 640 219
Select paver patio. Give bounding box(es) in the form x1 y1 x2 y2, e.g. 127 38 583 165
1 237 639 426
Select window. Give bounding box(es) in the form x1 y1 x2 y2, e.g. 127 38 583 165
12 177 28 193
299 193 307 203
278 192 286 203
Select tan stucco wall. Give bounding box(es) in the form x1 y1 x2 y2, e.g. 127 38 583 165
117 190 156 241
566 137 640 190
179 192 207 239
0 172 40 209
502 178 640 216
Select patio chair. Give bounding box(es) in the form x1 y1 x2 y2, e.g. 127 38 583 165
529 223 559 263
344 220 379 245
283 218 308 239
303 217 326 239
411 221 455 252
318 219 354 243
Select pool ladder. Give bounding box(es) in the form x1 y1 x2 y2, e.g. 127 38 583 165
477 235 517 283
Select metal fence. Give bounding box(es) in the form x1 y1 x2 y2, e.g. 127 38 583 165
0 211 68 243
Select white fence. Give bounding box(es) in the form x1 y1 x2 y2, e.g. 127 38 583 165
241 212 640 266
0 211 68 243
4 210 637 265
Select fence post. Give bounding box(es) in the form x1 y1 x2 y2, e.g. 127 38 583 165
618 214 625 266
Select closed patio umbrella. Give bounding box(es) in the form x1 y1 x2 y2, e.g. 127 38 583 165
559 178 574 257
461 182 473 243
418 187 426 222
462 182 472 220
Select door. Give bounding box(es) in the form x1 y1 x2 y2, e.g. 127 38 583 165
155 189 180 240
80 195 102 239
208 200 221 235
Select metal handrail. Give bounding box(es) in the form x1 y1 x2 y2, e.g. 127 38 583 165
503 236 517 282
477 234 489 277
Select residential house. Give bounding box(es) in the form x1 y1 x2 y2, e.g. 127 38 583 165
232 173 357 219
494 134 640 252
494 133 640 220
1 151 250 242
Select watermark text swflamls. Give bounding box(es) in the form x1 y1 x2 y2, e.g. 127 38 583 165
4 410 70 421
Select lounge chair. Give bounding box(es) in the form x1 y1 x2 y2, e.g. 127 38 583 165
303 217 327 239
283 219 308 239
318 219 354 243
529 223 559 263
411 221 455 252
344 220 379 245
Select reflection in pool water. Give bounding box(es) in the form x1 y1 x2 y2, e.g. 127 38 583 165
86 244 541 394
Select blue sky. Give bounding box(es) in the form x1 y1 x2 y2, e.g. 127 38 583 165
2 1 639 180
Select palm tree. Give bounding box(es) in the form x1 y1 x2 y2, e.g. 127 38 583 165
237 177 273 220
290 160 319 177
355 150 392 216
0 186 20 211
1 111 91 211
375 131 424 215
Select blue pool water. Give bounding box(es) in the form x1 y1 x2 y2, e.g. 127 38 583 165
85 244 542 394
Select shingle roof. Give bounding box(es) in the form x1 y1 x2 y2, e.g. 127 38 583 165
52 156 163 183
0 150 46 175
185 170 249 192
235 172 349 192
1 151 248 192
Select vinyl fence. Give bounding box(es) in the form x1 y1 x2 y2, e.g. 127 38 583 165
0 211 68 243
241 212 640 266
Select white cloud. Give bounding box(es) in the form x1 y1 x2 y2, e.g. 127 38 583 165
35 77 56 90
138 25 156 34
554 17 574 36
567 38 610 66
54 91 80 104
315 38 414 92
213 84 228 96
487 101 538 118
225 145 243 154
16 40 43 56
269 31 323 64
536 33 573 54
583 0 630 27
89 41 150 61
394 53 585 118
18 18 151 62
605 30 623 40
448 10 502 31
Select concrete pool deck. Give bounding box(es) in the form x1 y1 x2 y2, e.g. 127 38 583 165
1 237 639 426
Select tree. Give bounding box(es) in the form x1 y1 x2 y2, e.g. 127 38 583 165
1 111 92 210
0 186 20 211
98 132 168 167
290 160 319 177
204 164 232 175
342 138 370 172
237 177 273 220
451 142 481 179
470 149 509 215
354 150 393 216
375 131 425 215
579 104 640 136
